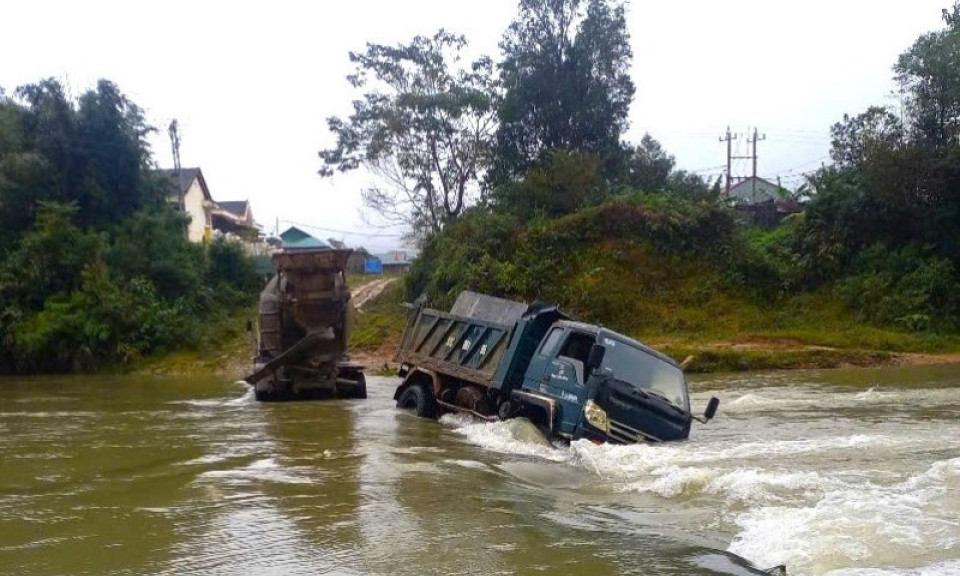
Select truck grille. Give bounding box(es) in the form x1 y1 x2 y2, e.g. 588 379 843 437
608 418 647 444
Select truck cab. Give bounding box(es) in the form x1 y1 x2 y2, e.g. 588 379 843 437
517 322 697 443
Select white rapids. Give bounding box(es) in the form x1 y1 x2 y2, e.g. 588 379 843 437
440 369 960 576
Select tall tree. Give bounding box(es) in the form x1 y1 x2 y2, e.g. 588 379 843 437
76 79 156 226
319 31 496 241
895 6 960 149
493 0 635 183
829 106 904 169
621 134 675 192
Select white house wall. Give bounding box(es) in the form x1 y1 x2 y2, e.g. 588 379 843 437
183 180 211 243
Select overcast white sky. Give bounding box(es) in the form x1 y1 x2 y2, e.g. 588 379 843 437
1 0 949 251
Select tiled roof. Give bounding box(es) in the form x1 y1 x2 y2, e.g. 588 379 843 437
217 200 248 217
156 167 211 201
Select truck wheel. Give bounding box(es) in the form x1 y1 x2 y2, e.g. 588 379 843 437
354 374 368 399
396 384 436 419
497 400 515 421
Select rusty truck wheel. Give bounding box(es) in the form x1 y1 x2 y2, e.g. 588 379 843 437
396 384 436 419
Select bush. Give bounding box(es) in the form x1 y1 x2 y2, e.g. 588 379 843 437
206 235 260 305
838 244 960 332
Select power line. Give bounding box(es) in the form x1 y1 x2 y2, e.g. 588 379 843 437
780 155 832 174
689 164 727 173
278 219 406 238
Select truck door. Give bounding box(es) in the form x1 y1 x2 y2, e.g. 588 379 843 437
523 329 595 436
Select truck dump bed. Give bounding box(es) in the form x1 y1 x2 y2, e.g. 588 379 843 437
396 291 568 391
396 292 527 387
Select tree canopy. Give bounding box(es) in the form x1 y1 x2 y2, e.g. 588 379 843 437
0 78 259 373
318 31 496 241
492 0 635 183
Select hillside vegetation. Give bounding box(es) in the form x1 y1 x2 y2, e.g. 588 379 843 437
0 80 260 374
317 1 960 371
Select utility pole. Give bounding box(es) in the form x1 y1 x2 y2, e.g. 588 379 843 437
723 126 766 202
747 128 766 202
168 119 183 211
719 126 737 197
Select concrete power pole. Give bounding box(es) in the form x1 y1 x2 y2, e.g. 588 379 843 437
722 127 766 202
719 126 737 197
747 128 766 202
168 120 183 211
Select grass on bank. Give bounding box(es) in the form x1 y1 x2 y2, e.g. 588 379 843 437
135 272 960 376
130 304 257 377
349 279 407 352
349 271 960 373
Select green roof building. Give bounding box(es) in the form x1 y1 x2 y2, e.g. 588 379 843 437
279 226 330 250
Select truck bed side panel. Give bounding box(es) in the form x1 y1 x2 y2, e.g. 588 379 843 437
396 307 515 388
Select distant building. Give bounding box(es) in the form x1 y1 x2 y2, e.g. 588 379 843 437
727 176 782 205
160 167 213 243
375 250 417 275
279 226 331 250
212 200 261 242
158 167 263 245
727 176 803 228
347 247 381 274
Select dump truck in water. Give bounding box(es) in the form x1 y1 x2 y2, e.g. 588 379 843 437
244 247 365 401
393 291 718 443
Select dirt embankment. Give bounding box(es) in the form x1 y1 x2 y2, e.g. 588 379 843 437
352 278 397 310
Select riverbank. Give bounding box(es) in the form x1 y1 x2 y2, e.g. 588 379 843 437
133 276 960 378
344 278 960 374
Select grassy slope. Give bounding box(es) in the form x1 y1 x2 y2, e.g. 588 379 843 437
550 245 960 372
348 279 407 373
133 269 960 377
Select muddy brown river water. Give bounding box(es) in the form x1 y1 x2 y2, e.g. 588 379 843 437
1 366 958 576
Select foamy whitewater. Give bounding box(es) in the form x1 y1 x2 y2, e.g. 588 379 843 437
440 376 960 576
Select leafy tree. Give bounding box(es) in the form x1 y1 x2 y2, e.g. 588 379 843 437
0 78 261 374
620 134 675 192
206 235 260 303
493 0 635 182
0 79 158 241
895 9 960 149
319 31 496 241
829 106 904 169
494 150 606 218
76 80 157 226
105 206 205 302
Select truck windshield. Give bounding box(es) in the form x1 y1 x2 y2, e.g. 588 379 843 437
599 343 688 411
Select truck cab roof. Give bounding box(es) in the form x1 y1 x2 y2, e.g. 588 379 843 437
554 320 680 368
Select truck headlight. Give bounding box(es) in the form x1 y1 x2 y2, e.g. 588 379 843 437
583 400 609 433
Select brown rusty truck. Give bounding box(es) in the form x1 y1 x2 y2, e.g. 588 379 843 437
244 247 365 401
393 291 718 443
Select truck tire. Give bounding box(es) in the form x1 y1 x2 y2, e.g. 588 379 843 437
497 399 516 421
396 384 436 419
354 374 368 399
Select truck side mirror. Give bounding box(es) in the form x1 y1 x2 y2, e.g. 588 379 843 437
704 396 720 421
587 344 605 370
